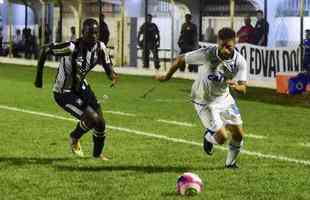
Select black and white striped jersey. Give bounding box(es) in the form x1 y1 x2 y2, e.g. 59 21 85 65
45 39 113 93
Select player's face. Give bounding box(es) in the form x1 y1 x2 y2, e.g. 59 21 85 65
218 38 236 59
83 24 98 45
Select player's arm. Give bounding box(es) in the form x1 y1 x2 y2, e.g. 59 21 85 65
34 43 54 88
155 25 160 47
155 47 209 82
227 80 247 94
49 42 75 56
227 56 248 94
155 55 185 82
34 46 49 88
100 45 118 86
34 42 75 88
137 24 144 45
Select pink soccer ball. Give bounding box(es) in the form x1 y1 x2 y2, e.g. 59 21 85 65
176 172 204 196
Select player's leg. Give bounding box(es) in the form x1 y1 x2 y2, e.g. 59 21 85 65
81 106 107 159
224 103 245 168
80 84 108 160
225 125 244 168
92 108 108 160
194 103 228 155
151 46 160 70
54 92 90 157
142 48 150 68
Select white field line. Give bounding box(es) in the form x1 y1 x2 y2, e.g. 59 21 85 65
245 134 266 139
157 119 195 127
103 110 265 139
104 110 136 117
0 104 308 166
299 143 310 147
154 99 189 103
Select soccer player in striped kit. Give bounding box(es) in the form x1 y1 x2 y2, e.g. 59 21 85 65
156 27 247 168
34 18 118 160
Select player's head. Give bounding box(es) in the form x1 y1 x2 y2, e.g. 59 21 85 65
185 14 192 23
70 26 76 34
82 18 99 45
100 13 105 21
147 14 152 23
217 27 236 59
256 10 264 20
244 16 251 26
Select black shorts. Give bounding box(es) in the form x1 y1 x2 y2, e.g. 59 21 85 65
53 85 101 120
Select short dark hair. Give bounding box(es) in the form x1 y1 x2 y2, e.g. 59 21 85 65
147 14 152 18
82 18 99 35
257 10 263 14
218 27 236 40
185 14 192 19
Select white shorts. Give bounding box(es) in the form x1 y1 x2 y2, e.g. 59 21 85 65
193 95 243 132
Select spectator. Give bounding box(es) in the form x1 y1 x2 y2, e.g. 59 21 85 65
70 26 77 41
45 24 51 44
303 30 310 73
0 28 8 56
24 28 36 59
0 28 3 55
99 14 110 45
138 14 160 69
12 29 23 57
13 29 23 45
39 24 51 45
204 19 217 43
178 13 198 72
0 28 2 50
254 10 269 46
55 21 62 43
237 16 255 44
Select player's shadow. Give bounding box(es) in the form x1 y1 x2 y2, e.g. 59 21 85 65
55 164 224 173
0 156 72 166
56 164 193 173
161 191 179 197
0 156 225 173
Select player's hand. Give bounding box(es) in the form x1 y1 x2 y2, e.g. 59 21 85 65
226 80 237 88
154 74 168 82
110 72 119 87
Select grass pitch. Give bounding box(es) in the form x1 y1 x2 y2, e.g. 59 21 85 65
0 63 310 200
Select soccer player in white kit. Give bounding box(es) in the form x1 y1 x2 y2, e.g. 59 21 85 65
155 27 247 168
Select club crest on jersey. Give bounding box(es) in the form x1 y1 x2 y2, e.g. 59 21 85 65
76 57 91 74
208 71 225 82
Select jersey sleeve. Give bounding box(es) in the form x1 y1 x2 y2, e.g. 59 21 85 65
99 42 114 80
50 42 75 56
234 55 247 82
184 48 208 65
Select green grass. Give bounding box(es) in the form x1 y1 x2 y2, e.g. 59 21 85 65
0 63 310 200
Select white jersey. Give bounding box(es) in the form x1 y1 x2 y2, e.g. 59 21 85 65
185 46 247 105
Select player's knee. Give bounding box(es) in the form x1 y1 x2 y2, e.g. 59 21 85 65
215 129 228 145
93 115 106 133
231 126 244 142
216 135 227 145
82 107 105 130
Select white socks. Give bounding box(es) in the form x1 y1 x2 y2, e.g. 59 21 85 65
205 131 218 145
226 139 244 166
